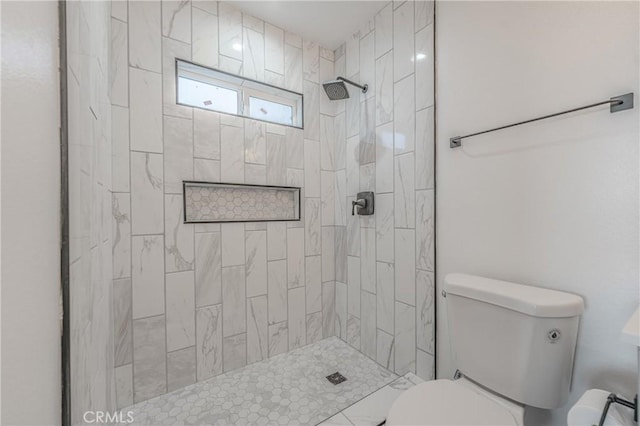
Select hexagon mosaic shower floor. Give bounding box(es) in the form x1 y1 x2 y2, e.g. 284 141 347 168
127 337 399 425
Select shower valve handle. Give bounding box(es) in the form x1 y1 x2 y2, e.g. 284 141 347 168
352 199 366 216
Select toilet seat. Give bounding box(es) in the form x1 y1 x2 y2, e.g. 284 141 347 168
386 379 523 426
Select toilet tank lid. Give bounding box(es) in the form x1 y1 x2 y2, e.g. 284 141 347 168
444 273 584 318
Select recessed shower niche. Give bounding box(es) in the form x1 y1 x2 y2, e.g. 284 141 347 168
183 181 301 223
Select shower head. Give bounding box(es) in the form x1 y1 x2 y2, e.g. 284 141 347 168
323 80 349 100
322 77 368 100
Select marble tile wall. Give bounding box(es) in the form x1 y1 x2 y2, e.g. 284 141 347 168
111 0 338 406
333 0 436 381
67 0 116 423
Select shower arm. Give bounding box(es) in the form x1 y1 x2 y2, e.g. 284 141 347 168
337 76 368 93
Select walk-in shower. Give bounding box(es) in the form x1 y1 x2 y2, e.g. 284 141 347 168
322 76 368 100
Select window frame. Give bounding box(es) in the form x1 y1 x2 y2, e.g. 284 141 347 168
175 59 304 129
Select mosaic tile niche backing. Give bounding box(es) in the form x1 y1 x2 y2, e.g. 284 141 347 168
183 182 301 223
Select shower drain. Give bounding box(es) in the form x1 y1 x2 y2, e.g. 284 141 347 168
326 372 347 385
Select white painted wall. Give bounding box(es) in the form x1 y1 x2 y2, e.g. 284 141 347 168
436 2 639 424
1 1 61 424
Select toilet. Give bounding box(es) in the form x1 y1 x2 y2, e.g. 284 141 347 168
387 273 584 425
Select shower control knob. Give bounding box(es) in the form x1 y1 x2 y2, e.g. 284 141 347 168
352 199 366 215
351 192 374 216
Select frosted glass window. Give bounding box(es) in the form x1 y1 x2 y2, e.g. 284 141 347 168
176 59 303 128
178 77 239 114
249 97 294 126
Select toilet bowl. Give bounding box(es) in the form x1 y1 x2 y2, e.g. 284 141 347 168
387 378 524 426
386 273 584 425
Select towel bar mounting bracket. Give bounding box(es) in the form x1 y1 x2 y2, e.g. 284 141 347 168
610 92 634 113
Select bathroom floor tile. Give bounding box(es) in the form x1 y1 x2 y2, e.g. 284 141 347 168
318 412 353 425
319 373 423 426
127 337 397 425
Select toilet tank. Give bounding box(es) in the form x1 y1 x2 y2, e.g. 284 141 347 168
445 273 584 409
